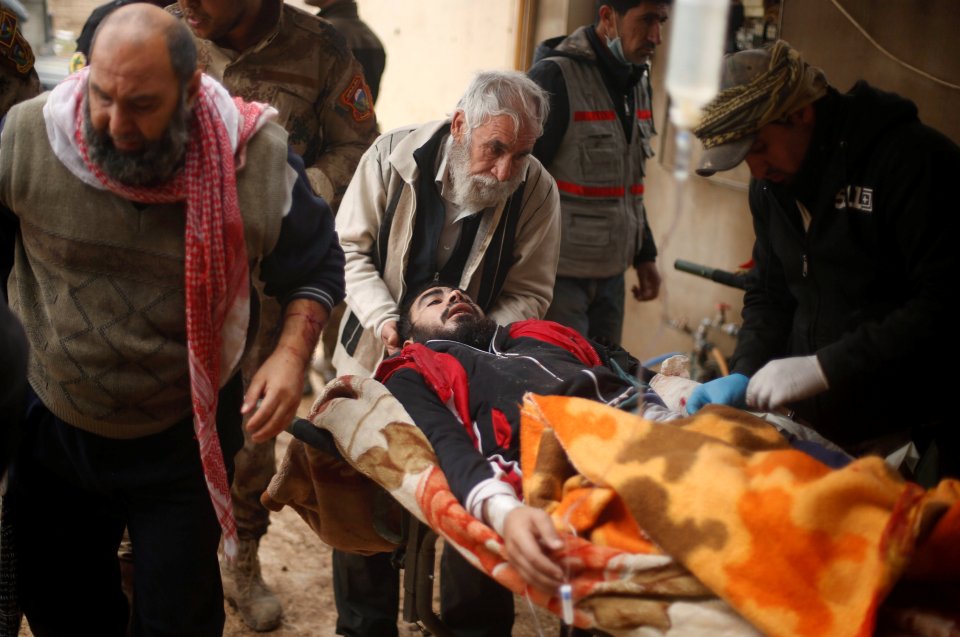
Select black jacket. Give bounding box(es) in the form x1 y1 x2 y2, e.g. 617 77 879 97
377 320 653 503
1 301 26 474
732 82 960 447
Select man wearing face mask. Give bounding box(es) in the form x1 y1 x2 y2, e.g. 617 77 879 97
528 0 670 346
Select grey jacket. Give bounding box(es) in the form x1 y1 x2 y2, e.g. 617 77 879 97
530 26 656 277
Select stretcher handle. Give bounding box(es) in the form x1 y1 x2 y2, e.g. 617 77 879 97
287 416 342 458
674 259 748 290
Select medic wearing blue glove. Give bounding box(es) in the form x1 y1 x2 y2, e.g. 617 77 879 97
687 355 829 414
686 373 748 413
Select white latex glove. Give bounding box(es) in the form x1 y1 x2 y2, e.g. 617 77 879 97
746 355 829 412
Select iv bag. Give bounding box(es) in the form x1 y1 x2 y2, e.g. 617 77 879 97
665 0 729 129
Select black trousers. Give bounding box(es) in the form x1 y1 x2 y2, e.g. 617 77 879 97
333 543 515 637
7 376 243 637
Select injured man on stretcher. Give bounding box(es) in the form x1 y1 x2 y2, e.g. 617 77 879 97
265 282 960 637
375 282 683 593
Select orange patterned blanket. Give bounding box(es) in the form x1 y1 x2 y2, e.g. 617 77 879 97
521 394 960 636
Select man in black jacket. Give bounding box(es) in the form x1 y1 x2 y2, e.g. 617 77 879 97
687 41 959 481
1 302 26 476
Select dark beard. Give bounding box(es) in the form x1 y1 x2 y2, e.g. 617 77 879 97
83 94 191 187
408 314 498 350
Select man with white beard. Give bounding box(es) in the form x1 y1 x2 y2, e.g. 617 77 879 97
331 70 560 636
333 70 560 378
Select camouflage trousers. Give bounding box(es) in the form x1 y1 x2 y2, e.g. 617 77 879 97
231 424 276 540
232 296 282 540
232 299 344 538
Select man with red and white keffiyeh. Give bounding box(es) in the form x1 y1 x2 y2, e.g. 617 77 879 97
0 5 344 635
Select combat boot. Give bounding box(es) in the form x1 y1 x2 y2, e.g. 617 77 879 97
220 538 282 631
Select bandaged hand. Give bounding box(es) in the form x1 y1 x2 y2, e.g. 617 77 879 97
746 355 829 412
685 373 748 414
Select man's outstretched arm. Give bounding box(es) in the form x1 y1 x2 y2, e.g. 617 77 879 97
245 150 345 440
244 299 327 442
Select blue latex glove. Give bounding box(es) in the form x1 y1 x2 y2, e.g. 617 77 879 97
685 373 749 414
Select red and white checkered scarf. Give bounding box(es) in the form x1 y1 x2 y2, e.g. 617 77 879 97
49 68 275 559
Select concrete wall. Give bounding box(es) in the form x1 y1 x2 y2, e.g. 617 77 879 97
781 0 960 145
293 0 522 132
45 0 89 37
48 1 523 133
15 0 50 48
620 53 753 366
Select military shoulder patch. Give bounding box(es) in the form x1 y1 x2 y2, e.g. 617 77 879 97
338 73 374 123
0 8 35 75
69 52 87 73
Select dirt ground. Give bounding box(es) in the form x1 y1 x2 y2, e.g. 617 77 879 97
17 370 560 636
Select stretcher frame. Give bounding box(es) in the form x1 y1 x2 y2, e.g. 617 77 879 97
287 417 454 637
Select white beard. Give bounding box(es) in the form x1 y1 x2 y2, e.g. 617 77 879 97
446 134 526 210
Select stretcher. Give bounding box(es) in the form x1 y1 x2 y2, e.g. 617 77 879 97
264 375 960 636
281 412 453 636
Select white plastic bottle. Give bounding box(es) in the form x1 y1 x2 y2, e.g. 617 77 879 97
665 0 730 130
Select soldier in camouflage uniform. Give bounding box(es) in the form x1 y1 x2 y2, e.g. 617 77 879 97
303 0 387 384
172 0 377 630
305 0 386 105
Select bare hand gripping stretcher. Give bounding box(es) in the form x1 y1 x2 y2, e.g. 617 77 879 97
263 376 960 637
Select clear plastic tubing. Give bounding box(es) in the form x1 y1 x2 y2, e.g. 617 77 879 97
559 583 574 626
665 0 730 131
